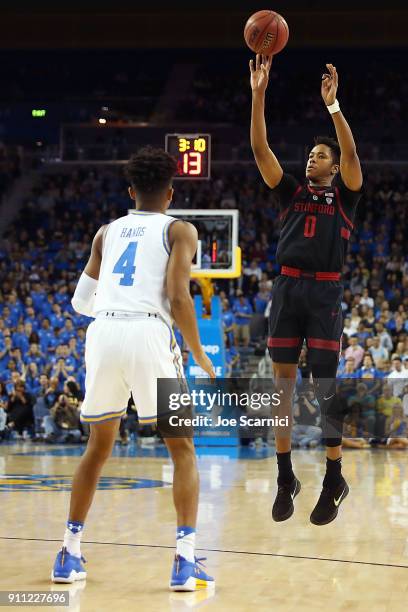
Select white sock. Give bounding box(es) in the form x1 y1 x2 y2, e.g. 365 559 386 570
176 528 196 563
63 521 83 558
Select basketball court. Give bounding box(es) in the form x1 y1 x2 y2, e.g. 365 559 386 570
1 205 407 611
1 444 407 611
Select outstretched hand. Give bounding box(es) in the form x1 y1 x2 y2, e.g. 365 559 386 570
249 54 273 94
321 63 338 106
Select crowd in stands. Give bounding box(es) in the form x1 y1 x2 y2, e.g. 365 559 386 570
0 159 407 446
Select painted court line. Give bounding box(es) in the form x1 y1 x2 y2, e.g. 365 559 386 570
1 536 407 570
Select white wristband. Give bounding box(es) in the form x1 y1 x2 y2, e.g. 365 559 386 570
327 99 340 114
72 272 98 317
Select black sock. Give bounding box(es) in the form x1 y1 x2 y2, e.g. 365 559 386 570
276 451 295 485
323 457 342 488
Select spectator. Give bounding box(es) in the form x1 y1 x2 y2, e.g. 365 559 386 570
68 337 81 363
225 339 240 377
298 347 311 380
342 317 354 338
356 322 370 345
369 336 389 365
350 307 361 333
387 357 406 397
375 322 394 353
11 348 26 376
233 295 253 347
0 336 14 371
362 307 376 329
0 383 8 440
345 336 365 369
25 362 41 395
339 356 359 378
51 358 71 389
358 354 378 378
360 288 374 308
376 359 391 378
60 344 76 375
59 319 76 344
394 341 407 361
254 280 271 314
24 343 46 370
402 383 408 418
222 300 235 347
348 383 376 437
388 403 407 439
243 260 262 283
43 380 82 443
292 389 322 448
23 322 39 346
12 323 29 354
361 371 382 397
6 381 34 437
376 384 402 437
32 374 52 436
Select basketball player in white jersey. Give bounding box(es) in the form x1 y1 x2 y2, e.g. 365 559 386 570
51 147 215 591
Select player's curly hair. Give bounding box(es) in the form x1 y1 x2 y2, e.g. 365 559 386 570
124 146 178 195
314 136 340 165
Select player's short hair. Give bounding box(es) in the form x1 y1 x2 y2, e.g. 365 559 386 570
313 136 340 165
125 146 178 196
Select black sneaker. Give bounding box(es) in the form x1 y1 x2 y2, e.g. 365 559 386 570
310 478 349 526
272 477 301 522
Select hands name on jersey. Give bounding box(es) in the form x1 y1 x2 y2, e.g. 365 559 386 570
120 226 146 238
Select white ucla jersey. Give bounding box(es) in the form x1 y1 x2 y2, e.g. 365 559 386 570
93 211 178 323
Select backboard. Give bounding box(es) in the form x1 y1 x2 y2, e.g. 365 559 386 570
168 209 241 278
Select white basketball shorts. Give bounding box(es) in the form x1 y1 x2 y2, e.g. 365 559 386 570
80 315 184 425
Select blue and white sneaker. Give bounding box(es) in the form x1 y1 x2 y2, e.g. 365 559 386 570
170 555 215 591
51 547 87 583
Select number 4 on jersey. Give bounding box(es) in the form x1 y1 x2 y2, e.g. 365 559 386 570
113 241 138 286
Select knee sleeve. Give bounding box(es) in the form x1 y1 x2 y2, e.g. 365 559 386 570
311 361 343 447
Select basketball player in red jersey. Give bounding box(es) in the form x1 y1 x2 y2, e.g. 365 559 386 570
250 55 363 525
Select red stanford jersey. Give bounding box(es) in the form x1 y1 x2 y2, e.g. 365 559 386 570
271 173 362 272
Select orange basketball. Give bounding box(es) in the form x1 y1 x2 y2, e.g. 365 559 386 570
244 10 289 56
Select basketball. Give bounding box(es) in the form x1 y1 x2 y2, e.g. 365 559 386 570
244 10 289 55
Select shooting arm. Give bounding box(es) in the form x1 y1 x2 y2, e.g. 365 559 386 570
249 55 283 189
251 92 283 189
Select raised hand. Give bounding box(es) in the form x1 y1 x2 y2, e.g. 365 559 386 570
249 54 273 94
321 63 338 106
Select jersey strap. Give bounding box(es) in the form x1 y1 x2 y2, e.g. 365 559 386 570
334 186 354 229
279 184 303 221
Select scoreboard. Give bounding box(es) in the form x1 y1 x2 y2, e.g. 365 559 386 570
165 133 211 180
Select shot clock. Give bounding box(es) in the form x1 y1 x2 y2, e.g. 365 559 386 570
165 134 211 180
